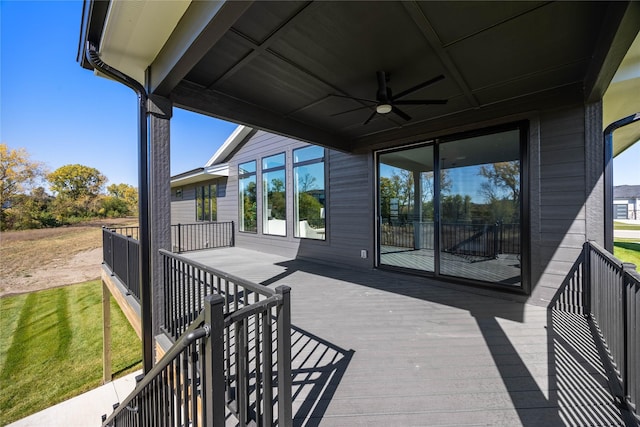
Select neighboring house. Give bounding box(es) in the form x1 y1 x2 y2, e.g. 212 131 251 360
614 184 640 220
77 2 640 423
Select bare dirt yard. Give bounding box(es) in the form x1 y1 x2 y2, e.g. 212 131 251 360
0 218 137 297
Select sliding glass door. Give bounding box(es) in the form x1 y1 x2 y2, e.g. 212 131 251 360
379 145 435 273
438 129 521 285
377 124 524 288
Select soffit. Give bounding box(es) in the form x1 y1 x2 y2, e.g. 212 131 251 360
99 0 190 83
93 1 638 152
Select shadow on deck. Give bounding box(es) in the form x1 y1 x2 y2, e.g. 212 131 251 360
183 247 632 426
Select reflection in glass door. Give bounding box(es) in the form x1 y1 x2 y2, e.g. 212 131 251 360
377 126 523 288
439 130 521 285
379 145 434 272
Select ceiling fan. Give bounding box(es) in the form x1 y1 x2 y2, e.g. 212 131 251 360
331 71 447 125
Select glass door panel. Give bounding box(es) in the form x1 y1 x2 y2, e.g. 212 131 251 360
379 145 434 272
438 130 521 286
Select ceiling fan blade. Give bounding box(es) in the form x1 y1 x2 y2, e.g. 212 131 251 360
330 105 374 117
392 106 411 121
328 93 377 104
392 74 445 100
394 99 448 105
363 110 377 125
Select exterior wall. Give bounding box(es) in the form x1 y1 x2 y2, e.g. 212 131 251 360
223 131 303 257
298 150 373 269
528 104 602 306
170 177 228 224
169 103 604 306
171 185 196 224
613 198 639 220
221 130 374 269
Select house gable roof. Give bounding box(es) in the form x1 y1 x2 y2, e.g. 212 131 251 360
614 185 640 199
170 124 254 187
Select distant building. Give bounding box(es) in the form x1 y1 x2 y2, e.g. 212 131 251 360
613 185 640 219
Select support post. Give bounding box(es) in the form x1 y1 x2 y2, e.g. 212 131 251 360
102 281 112 383
147 93 173 355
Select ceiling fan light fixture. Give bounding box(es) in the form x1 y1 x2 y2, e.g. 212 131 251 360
376 104 392 114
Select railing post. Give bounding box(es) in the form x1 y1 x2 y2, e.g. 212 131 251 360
231 221 235 247
583 241 592 316
203 294 225 427
621 262 636 406
275 285 292 427
177 223 182 253
110 230 115 276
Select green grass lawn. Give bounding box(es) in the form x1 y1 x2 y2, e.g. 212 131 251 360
614 238 640 267
614 221 640 231
0 281 142 426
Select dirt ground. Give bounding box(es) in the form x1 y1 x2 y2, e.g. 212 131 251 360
0 218 137 297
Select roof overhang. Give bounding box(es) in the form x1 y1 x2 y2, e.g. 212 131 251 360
170 164 229 188
79 1 640 155
604 31 640 157
205 125 254 166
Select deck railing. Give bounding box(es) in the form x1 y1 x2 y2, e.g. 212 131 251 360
102 295 226 426
171 222 235 253
585 241 639 419
102 250 293 426
106 221 235 254
161 249 292 426
380 221 520 258
102 227 140 300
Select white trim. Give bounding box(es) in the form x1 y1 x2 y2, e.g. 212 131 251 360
205 125 253 166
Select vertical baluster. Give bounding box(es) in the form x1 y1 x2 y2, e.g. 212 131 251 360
254 291 262 425
181 351 189 427
237 318 249 426
169 359 176 426
225 278 232 404
261 310 273 426
190 341 198 427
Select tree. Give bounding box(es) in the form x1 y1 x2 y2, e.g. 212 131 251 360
106 183 138 215
0 143 46 209
3 187 58 230
479 162 519 203
47 164 106 199
479 161 520 223
0 144 47 230
267 178 286 219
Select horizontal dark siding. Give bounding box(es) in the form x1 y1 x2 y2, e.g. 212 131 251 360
297 151 373 269
171 185 196 224
530 105 589 307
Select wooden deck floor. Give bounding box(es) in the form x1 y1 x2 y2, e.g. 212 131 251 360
183 247 628 426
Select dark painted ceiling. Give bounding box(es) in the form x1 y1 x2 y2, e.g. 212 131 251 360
153 1 636 152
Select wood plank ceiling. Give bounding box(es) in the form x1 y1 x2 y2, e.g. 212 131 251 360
159 1 627 152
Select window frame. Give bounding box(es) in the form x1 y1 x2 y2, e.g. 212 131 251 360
262 152 287 236
238 160 258 233
293 146 326 240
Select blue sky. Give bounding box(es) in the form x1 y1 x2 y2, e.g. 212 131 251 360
1 1 237 187
1 1 638 189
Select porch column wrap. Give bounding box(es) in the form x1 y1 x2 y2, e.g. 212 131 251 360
584 101 605 247
148 94 172 340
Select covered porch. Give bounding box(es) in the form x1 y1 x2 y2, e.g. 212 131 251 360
179 246 630 426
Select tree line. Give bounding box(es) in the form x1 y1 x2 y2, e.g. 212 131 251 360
380 162 520 226
1 143 138 231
